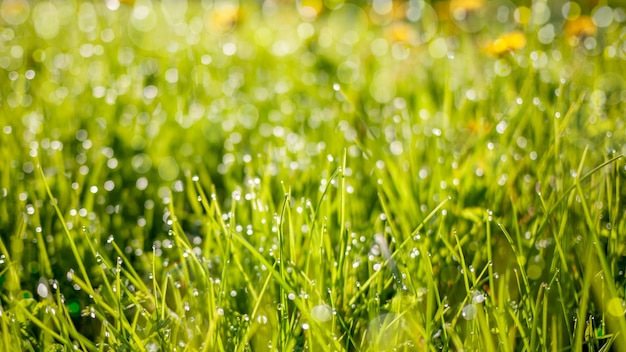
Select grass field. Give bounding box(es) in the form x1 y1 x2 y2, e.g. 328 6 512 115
2 0 626 350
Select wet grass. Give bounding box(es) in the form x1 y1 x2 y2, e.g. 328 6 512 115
2 0 626 351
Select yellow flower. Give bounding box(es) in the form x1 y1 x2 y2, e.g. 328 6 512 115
434 1 452 22
207 4 239 34
564 16 597 38
450 0 485 13
391 2 410 21
1 0 29 16
464 117 491 135
385 22 418 44
448 0 485 31
298 0 323 19
484 31 526 56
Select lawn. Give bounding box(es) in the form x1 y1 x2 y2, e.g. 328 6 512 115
1 0 626 350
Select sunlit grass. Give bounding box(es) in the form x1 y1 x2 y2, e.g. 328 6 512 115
1 0 626 351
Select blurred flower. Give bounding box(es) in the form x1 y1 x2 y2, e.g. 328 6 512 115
449 0 486 33
391 2 409 21
564 16 597 39
450 0 484 13
464 117 491 135
207 4 239 34
2 0 27 12
1 0 30 21
514 6 531 26
385 22 418 45
483 31 526 56
434 1 452 22
298 0 323 21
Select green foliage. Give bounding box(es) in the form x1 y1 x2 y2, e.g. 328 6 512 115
1 0 626 351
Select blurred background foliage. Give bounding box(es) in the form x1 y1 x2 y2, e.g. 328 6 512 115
1 0 626 350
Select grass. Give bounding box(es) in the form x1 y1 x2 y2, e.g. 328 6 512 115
1 0 626 350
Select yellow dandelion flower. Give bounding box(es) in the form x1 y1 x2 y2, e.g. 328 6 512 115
464 117 491 135
207 4 239 34
450 0 484 13
484 31 526 56
564 16 597 38
1 0 29 21
391 2 409 21
434 1 452 22
449 0 485 31
298 0 323 19
385 22 417 44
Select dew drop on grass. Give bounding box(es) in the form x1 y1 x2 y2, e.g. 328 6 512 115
472 291 486 304
462 304 477 320
311 304 332 322
36 281 49 298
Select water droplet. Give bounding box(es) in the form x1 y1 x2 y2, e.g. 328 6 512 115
462 304 477 320
311 304 332 322
472 291 486 304
36 280 49 298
